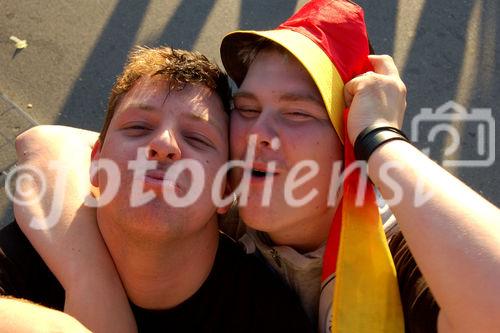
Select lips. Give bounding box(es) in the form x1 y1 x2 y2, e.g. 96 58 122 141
250 161 280 175
251 169 269 177
145 169 165 181
246 161 281 183
251 168 276 178
143 169 183 191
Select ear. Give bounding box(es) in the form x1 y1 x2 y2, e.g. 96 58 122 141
90 140 102 188
216 181 234 215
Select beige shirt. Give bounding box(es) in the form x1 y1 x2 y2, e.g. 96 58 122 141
238 192 396 332
240 229 324 327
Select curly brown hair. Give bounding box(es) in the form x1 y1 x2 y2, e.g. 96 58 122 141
99 46 231 143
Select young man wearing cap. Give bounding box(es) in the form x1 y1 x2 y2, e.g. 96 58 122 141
219 1 500 332
12 0 500 332
219 1 405 331
2 46 313 332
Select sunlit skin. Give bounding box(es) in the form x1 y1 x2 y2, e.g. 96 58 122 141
92 76 229 245
230 50 343 252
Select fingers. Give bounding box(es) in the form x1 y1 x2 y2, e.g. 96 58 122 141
344 73 366 107
344 72 407 109
344 55 405 107
343 55 407 144
368 54 400 77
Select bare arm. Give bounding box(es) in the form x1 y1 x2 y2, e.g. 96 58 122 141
14 125 137 333
345 55 500 332
0 297 90 332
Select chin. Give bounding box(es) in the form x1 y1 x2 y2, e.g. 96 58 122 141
238 206 280 233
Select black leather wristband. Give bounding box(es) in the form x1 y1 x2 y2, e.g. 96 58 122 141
354 125 409 161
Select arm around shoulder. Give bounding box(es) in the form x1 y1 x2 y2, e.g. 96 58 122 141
13 125 137 333
16 125 98 160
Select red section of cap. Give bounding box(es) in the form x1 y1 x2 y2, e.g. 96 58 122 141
277 0 371 83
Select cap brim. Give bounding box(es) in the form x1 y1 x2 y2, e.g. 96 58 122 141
220 29 346 142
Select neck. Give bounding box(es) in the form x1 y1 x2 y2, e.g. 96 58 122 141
267 194 343 253
99 219 219 310
267 218 330 253
268 204 340 253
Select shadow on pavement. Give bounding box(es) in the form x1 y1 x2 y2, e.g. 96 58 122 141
453 0 499 201
54 0 303 131
358 0 498 203
402 0 475 114
356 0 398 56
55 0 151 131
154 0 217 50
238 0 299 30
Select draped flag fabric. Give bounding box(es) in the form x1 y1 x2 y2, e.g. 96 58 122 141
326 109 404 332
221 0 404 331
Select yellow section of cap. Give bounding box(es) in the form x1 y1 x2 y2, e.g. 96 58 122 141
223 29 346 143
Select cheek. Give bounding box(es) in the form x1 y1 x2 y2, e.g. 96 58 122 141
315 140 343 188
310 126 342 159
290 134 342 183
229 117 249 157
202 158 224 179
199 155 227 182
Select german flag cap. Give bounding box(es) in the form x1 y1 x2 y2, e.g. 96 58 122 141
221 0 372 142
221 1 404 331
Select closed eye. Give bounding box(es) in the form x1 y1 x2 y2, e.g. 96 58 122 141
283 111 314 121
233 107 261 118
122 124 152 136
184 133 214 149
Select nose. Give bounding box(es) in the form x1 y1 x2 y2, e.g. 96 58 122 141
249 111 279 150
147 128 181 162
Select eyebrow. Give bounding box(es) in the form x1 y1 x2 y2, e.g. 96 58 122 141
232 91 256 100
233 91 324 108
279 92 324 107
124 103 157 112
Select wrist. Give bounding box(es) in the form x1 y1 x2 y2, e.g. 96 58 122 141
366 139 415 185
354 125 409 162
64 257 122 294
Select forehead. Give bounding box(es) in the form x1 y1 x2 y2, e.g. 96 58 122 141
116 77 228 126
240 49 322 100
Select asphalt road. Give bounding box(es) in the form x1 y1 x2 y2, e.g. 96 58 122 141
1 0 498 226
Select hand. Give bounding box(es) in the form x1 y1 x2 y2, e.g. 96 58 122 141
344 55 407 145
